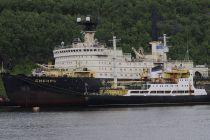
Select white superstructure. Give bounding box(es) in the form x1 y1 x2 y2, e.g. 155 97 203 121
126 70 207 96
53 30 194 80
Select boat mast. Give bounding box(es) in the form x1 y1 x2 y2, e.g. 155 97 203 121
113 36 117 88
163 34 167 47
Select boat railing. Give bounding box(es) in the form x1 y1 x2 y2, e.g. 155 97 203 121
54 45 72 50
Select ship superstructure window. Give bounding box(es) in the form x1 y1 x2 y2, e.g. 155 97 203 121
130 91 139 94
140 91 149 93
165 91 171 94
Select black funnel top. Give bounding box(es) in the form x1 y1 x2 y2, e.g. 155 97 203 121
151 6 158 41
77 16 97 31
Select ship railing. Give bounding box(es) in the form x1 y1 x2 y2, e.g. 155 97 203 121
53 51 108 57
105 47 122 51
54 45 72 50
167 60 194 63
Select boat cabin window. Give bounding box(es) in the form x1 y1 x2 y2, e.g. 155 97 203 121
140 91 149 93
165 91 171 94
130 91 139 94
150 91 156 94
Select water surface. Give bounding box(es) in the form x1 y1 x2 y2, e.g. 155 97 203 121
0 105 210 140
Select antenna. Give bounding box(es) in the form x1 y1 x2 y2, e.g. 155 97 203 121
61 41 64 47
163 34 167 47
184 41 190 61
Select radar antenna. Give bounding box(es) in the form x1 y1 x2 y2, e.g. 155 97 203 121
61 41 64 47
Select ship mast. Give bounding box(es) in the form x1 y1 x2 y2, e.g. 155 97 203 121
112 36 120 88
113 36 117 88
163 34 167 47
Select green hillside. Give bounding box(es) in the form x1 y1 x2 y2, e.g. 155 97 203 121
0 0 209 74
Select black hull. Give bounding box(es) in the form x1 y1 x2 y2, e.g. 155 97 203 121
87 95 210 106
2 73 210 107
1 73 102 107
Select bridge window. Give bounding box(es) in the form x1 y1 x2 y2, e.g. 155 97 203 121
130 91 139 93
150 91 156 94
140 91 146 93
165 91 171 94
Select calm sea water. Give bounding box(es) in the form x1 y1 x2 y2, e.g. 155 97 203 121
0 105 210 140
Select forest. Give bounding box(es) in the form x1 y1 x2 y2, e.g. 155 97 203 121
0 0 209 74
